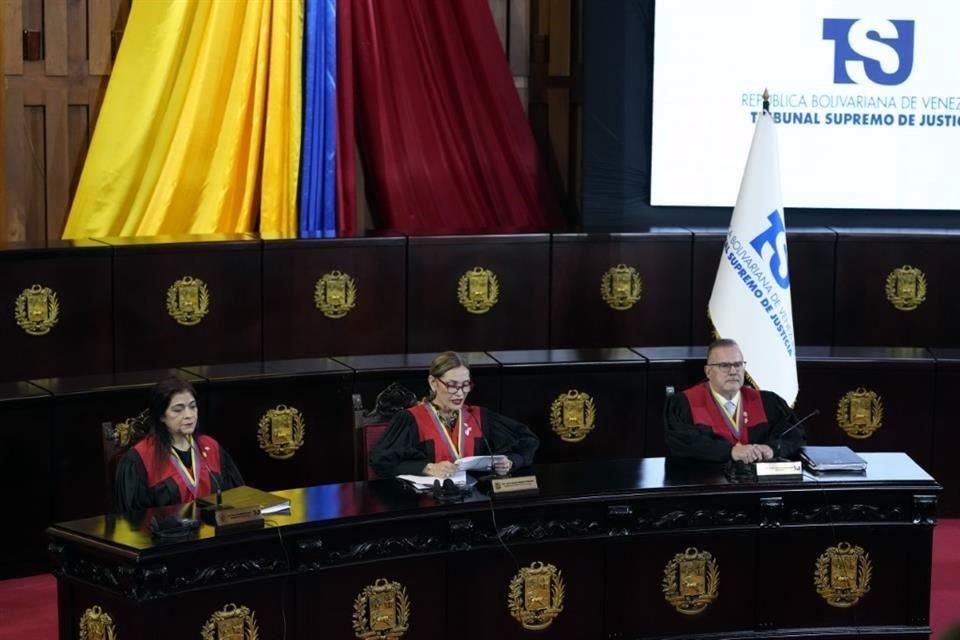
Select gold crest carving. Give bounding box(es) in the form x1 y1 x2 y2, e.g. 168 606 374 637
600 264 643 310
352 578 411 640
508 561 565 631
885 265 927 311
14 284 60 336
201 603 260 640
109 410 149 449
549 390 597 443
457 266 500 314
814 542 872 608
662 547 720 615
79 605 117 640
836 388 883 439
166 276 210 326
314 270 358 319
256 405 305 460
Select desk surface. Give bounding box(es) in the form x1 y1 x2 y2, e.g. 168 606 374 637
49 452 938 554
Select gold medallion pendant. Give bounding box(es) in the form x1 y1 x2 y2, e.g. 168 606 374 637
201 603 260 639
14 284 60 335
352 578 411 640
315 270 358 319
166 276 210 326
814 542 872 608
884 265 926 311
508 561 565 631
836 388 883 439
550 390 597 443
601 264 643 310
662 547 720 615
457 266 499 314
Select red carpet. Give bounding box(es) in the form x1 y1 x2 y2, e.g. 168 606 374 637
3 520 959 639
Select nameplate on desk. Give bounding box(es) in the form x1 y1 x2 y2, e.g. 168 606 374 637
755 460 803 478
213 506 264 531
491 476 539 496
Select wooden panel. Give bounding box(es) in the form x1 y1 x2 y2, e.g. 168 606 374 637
931 349 960 516
548 87 569 188
509 0 531 76
3 0 23 74
67 0 87 64
44 0 69 75
407 235 550 353
551 233 692 347
67 102 90 203
262 237 407 359
45 86 71 240
833 231 960 347
3 86 26 241
110 236 262 371
635 346 707 457
89 0 113 75
547 0 571 76
25 104 46 242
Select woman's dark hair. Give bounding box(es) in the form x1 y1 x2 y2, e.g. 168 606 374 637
427 351 468 400
145 377 198 473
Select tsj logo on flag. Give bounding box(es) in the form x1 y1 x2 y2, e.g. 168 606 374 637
709 111 798 405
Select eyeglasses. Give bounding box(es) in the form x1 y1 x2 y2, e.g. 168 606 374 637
707 361 746 371
437 379 474 394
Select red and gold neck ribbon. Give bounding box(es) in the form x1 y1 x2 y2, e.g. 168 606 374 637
169 435 199 498
425 402 463 460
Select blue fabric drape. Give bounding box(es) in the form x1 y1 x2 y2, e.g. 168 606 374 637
299 0 338 238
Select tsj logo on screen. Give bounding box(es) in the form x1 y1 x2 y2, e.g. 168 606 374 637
823 18 915 86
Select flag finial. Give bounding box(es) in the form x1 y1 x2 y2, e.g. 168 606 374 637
762 88 770 115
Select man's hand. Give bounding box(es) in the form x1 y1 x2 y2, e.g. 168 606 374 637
423 461 458 478
493 456 513 476
731 443 761 463
755 444 775 461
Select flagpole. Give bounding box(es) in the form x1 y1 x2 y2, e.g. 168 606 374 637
762 88 770 115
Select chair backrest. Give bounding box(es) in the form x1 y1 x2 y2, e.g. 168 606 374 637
101 410 148 503
362 421 390 480
352 387 416 480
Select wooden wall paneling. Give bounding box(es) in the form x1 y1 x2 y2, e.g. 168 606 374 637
406 235 551 353
0 382 53 578
633 346 707 457
45 86 70 239
0 240 114 382
44 0 69 75
3 0 24 74
3 85 26 240
262 236 407 360
833 229 960 347
794 347 935 470
551 231 693 348
66 102 90 203
25 102 46 242
88 0 114 75
491 348 648 465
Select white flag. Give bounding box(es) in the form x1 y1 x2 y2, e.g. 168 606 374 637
708 112 798 405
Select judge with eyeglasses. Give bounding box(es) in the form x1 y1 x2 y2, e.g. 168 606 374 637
369 351 539 479
664 338 804 463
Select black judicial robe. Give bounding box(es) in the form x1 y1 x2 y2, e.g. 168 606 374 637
114 435 244 513
664 383 805 462
369 404 539 478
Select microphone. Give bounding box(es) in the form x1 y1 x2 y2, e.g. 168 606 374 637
199 445 223 506
772 408 818 458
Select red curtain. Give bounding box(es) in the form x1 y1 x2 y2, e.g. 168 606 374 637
337 0 559 235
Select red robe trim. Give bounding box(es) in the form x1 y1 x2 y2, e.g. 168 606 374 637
409 403 483 463
682 383 768 445
133 434 222 502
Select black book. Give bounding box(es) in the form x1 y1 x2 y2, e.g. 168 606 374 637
800 446 868 472
198 485 290 515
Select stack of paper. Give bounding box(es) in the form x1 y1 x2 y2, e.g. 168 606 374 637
396 470 468 491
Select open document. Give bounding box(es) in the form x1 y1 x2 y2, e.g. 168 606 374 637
456 455 508 472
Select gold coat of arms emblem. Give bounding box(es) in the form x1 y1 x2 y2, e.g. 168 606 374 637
107 410 149 448
79 605 117 640
507 561 565 631
352 578 411 640
836 387 883 439
14 284 60 336
256 405 306 460
662 547 720 615
550 390 597 443
315 270 358 319
885 265 927 311
814 542 872 608
457 266 500 314
201 603 260 640
600 264 643 310
166 276 210 326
